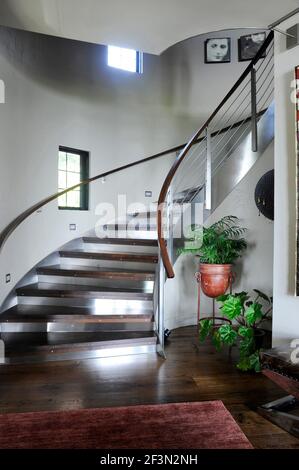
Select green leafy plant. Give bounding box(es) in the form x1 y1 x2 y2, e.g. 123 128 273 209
198 289 272 372
178 216 247 264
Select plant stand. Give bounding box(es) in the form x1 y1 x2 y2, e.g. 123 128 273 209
195 271 235 357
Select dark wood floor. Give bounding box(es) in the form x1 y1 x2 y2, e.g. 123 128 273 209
0 326 298 449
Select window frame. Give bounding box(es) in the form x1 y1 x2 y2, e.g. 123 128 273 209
58 146 89 211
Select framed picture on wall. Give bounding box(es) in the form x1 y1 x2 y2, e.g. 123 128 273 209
204 38 231 64
238 32 266 61
295 65 299 296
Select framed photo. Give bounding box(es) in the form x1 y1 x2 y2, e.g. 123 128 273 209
204 38 231 64
238 32 266 61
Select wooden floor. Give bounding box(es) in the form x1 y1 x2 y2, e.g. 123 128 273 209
0 326 298 449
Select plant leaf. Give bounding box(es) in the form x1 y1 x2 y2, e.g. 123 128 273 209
253 289 271 304
236 356 252 371
237 351 261 372
198 319 212 342
238 326 254 339
217 294 230 303
212 330 222 351
218 324 237 345
245 303 263 326
219 296 242 320
239 337 255 356
249 351 261 372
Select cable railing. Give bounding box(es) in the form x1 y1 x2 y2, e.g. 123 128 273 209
157 30 274 279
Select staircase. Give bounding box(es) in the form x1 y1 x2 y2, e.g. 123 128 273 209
0 31 274 365
0 212 159 364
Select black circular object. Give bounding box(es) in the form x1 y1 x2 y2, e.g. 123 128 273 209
254 169 274 220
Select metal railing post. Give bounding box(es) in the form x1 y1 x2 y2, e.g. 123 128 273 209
166 186 174 264
156 254 166 358
251 67 258 152
205 126 212 210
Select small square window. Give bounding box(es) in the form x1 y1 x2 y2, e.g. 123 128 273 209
58 147 89 210
107 45 143 73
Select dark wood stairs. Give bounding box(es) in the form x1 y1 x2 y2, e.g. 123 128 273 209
0 229 159 365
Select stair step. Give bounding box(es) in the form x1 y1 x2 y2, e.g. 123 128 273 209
82 237 158 246
16 283 153 300
37 264 156 281
59 250 158 264
0 305 154 323
1 332 157 364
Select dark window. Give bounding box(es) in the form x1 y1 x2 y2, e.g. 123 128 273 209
58 147 89 210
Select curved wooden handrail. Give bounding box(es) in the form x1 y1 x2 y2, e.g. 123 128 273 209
0 144 183 252
157 30 274 279
0 109 267 254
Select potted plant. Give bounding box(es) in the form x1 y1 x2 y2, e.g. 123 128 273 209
178 216 247 298
199 289 272 372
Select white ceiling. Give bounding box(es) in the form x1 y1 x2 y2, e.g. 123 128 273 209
0 0 297 54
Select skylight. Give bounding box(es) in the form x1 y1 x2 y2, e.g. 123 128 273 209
107 45 142 73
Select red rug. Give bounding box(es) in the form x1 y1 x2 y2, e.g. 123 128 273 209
0 401 252 449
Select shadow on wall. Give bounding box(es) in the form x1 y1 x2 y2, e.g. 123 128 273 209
0 25 121 105
165 254 198 330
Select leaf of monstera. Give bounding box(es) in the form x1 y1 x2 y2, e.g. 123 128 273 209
220 296 242 320
218 324 237 346
245 303 263 326
198 319 212 342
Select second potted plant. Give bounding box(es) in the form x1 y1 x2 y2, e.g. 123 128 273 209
199 289 272 371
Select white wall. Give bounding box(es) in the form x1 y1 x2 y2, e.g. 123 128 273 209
162 29 266 123
0 25 265 306
165 141 274 329
272 13 299 345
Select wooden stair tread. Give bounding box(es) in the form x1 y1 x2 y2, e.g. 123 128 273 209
82 237 158 246
37 264 155 280
16 283 153 299
0 305 153 323
3 331 157 356
59 250 158 263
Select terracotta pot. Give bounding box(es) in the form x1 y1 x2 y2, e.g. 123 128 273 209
199 263 232 298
